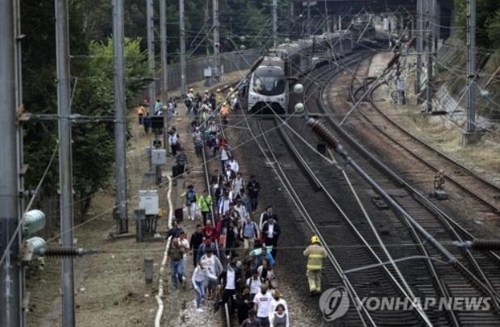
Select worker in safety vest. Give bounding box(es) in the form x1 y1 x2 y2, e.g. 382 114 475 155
136 104 145 124
303 235 327 296
220 102 230 125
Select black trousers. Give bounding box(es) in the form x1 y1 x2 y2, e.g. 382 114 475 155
265 237 278 259
222 289 237 312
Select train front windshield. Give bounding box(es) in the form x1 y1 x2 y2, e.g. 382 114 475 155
252 76 286 96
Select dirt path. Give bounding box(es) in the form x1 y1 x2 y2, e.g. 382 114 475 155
26 71 248 327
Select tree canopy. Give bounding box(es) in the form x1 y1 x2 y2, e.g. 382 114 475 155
22 1 148 219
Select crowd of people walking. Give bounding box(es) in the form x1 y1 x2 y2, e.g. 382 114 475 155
160 86 327 327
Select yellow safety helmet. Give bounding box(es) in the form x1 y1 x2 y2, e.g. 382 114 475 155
311 235 320 244
189 88 194 92
216 88 221 93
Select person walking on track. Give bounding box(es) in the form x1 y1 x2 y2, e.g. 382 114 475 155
246 175 260 213
303 235 327 296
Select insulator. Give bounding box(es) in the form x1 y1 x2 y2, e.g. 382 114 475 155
39 247 87 257
471 240 500 251
26 237 46 258
306 118 346 157
24 210 46 235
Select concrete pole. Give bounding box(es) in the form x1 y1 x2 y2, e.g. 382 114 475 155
147 0 155 114
179 0 187 95
272 0 278 48
426 0 433 113
212 0 220 81
416 0 423 95
307 0 311 36
466 0 476 133
55 0 76 325
205 1 210 58
0 0 21 325
160 0 169 153
113 0 128 234
14 0 27 324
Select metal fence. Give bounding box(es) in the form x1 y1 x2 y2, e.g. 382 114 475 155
155 49 261 96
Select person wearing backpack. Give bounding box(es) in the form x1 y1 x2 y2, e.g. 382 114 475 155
240 216 260 254
246 269 262 300
184 185 197 221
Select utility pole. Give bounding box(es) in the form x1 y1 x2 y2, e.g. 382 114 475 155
113 0 128 234
55 0 76 325
272 0 278 48
466 0 476 134
14 0 27 323
147 0 155 115
0 0 22 326
160 0 169 154
204 1 210 57
212 0 220 82
416 0 423 95
179 0 187 95
147 0 162 184
307 0 311 36
425 0 433 113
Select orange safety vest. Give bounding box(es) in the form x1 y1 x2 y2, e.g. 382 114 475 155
221 105 229 117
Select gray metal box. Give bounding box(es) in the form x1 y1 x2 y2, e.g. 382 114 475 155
138 190 159 215
151 149 167 165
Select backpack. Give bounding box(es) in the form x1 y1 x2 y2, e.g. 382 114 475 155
186 190 196 204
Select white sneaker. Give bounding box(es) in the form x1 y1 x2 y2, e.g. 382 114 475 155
196 308 204 312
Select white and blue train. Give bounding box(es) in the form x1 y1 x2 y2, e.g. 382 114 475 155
242 31 361 114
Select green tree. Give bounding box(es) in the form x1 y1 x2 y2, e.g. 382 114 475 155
454 0 500 49
71 37 148 218
22 0 148 219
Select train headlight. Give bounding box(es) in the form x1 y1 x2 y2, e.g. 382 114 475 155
294 103 305 114
293 84 304 94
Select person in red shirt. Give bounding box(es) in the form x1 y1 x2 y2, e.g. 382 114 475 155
202 219 217 241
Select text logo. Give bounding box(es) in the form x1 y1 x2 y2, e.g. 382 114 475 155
319 286 350 322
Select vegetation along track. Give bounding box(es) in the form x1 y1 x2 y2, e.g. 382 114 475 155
294 50 500 325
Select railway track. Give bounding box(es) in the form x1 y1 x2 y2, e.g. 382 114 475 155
292 52 500 325
349 63 500 214
211 46 500 326
342 56 500 285
210 48 500 325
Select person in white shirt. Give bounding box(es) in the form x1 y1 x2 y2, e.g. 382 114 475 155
218 262 241 313
233 199 248 227
219 146 230 172
232 173 245 197
218 192 232 217
253 284 273 327
246 269 262 300
227 157 239 173
179 232 190 267
192 260 208 311
199 249 222 300
268 289 289 327
169 132 180 156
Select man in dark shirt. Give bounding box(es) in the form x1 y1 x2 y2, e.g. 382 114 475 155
175 148 188 177
190 224 204 267
246 175 260 213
